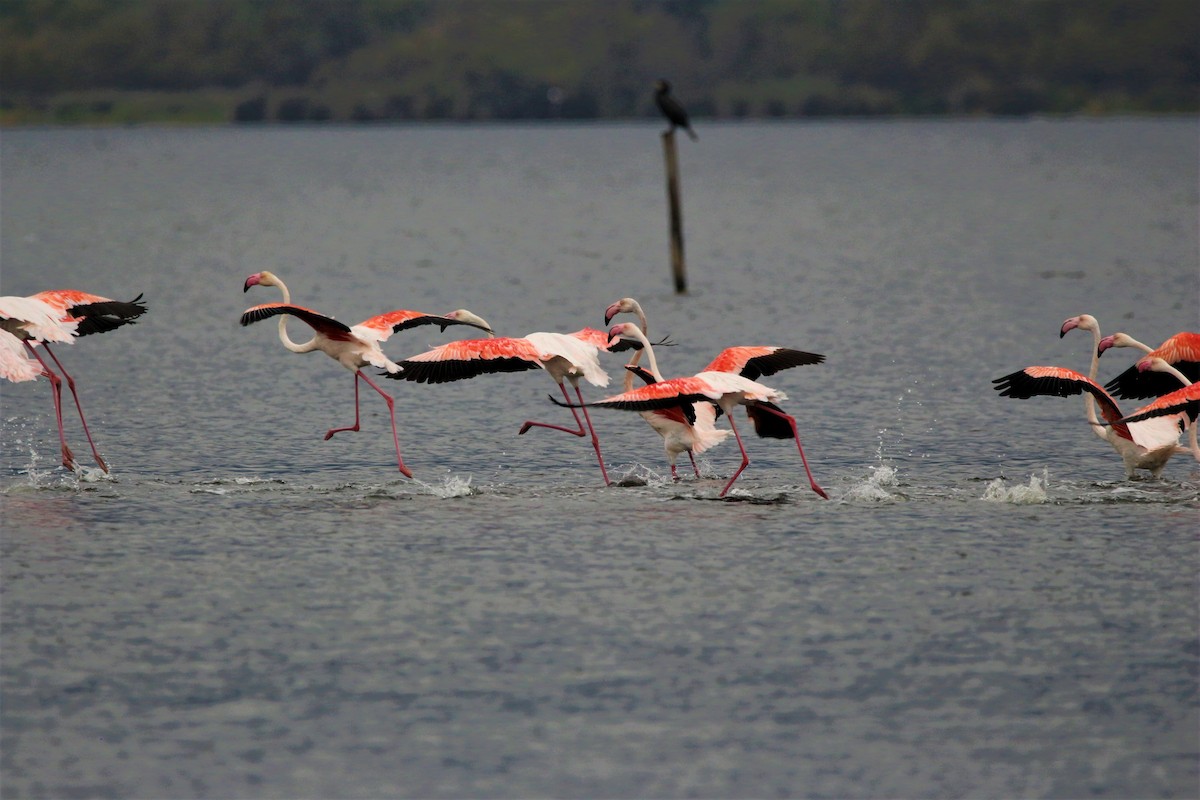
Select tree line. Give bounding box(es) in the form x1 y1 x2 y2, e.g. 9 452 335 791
1 0 1196 124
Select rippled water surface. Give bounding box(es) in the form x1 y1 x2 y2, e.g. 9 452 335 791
2 120 1198 798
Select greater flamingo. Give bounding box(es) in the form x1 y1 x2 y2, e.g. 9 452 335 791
991 364 1189 478
1111 381 1200 464
1 290 147 471
603 296 731 479
1097 331 1200 399
384 309 629 486
240 271 489 477
554 322 828 499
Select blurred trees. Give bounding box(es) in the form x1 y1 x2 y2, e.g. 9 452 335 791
1 0 1195 123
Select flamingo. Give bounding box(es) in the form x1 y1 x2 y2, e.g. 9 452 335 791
1 290 147 471
1110 381 1200 464
1097 331 1200 399
240 271 490 477
384 309 632 486
991 364 1190 478
553 322 828 499
603 296 731 479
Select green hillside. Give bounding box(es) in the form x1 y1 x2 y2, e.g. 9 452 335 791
2 0 1196 124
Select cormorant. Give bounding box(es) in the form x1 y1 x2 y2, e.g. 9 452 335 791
654 79 698 141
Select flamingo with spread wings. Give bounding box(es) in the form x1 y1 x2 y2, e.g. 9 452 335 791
385 309 654 486
240 271 490 476
552 322 828 498
1 290 147 471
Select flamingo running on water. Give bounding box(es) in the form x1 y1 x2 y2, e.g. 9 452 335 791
240 271 490 477
1097 330 1200 399
603 297 731 479
553 322 828 498
385 309 658 486
1110 380 1200 464
1 290 147 471
991 360 1191 478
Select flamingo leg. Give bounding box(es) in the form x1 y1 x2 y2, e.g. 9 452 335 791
718 413 751 497
573 384 610 486
25 343 76 471
518 383 587 438
517 384 609 486
687 450 700 478
325 373 363 439
752 403 829 500
347 370 411 478
40 343 108 472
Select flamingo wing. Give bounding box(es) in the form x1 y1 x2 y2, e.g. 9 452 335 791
393 337 544 383
31 290 147 336
355 310 492 344
1104 332 1200 399
239 303 355 341
554 376 720 413
0 296 78 342
993 366 1132 440
1116 383 1200 425
702 346 825 380
0 330 41 382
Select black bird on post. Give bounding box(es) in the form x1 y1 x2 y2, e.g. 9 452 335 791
654 79 698 141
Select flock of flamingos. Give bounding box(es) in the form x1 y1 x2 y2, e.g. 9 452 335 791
2 279 1198 495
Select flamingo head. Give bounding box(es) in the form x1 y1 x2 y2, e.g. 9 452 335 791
604 297 641 325
1137 356 1168 373
607 321 640 347
444 309 494 337
1097 332 1136 356
1060 314 1097 339
243 271 278 292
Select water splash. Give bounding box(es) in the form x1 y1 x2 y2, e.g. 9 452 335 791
415 474 478 498
842 463 903 502
981 469 1049 504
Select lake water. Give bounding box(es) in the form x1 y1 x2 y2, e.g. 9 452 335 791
1 120 1197 798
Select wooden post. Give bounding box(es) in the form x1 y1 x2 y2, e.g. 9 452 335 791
662 130 687 294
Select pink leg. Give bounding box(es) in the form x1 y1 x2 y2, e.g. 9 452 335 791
518 383 609 486
718 414 752 497
753 403 829 499
325 374 363 439
687 450 700 478
40 344 108 472
25 343 76 471
330 371 410 477
519 383 586 437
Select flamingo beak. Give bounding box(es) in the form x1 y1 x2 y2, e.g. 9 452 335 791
1136 359 1153 372
1059 318 1078 338
1097 335 1114 356
243 273 261 292
603 301 621 325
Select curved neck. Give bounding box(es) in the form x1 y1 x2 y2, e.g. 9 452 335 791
1151 361 1192 387
623 301 651 391
269 276 315 353
624 325 663 381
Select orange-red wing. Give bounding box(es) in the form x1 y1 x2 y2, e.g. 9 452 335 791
993 365 1131 440
702 346 824 380
394 337 543 383
1117 383 1200 424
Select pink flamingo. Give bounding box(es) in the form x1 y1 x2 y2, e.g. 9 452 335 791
992 363 1190 478
602 297 733 480
554 322 829 498
1097 330 1200 399
1 290 147 471
1111 380 1200 463
384 309 623 486
241 271 490 477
